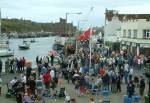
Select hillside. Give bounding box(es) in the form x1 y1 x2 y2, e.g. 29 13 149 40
1 18 76 37
1 18 51 33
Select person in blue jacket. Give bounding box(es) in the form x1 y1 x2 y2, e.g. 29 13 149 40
127 80 135 98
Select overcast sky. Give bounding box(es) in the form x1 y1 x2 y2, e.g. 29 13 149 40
1 0 150 28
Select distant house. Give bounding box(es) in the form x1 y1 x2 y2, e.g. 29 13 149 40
121 19 150 56
105 8 150 23
104 9 150 56
104 15 121 51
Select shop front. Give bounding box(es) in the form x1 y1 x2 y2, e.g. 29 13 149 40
140 43 150 56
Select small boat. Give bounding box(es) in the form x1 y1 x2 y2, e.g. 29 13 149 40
0 49 14 57
52 37 64 53
18 43 30 50
23 40 28 43
30 39 36 43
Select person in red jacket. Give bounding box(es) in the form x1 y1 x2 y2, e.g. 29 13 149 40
43 71 51 90
99 67 105 77
20 57 26 72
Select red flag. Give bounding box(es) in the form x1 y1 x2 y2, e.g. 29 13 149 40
76 28 92 41
83 28 92 38
76 34 85 41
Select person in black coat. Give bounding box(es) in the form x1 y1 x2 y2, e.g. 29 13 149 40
102 73 110 90
0 59 2 74
50 54 54 66
26 77 36 95
36 55 39 65
26 65 32 82
127 80 135 98
116 75 121 92
139 76 145 99
14 80 24 103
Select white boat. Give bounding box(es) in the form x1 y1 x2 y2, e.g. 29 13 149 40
30 39 36 43
23 40 28 43
18 43 30 50
52 37 64 53
0 10 14 57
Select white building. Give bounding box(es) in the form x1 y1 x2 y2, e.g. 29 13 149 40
121 19 150 56
104 15 121 51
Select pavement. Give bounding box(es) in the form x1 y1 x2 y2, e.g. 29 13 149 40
0 69 149 103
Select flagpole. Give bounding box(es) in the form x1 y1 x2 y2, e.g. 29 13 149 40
89 29 92 68
88 7 94 68
75 21 80 55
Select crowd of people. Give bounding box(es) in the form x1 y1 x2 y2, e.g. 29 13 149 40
0 41 149 103
62 47 147 97
0 57 26 74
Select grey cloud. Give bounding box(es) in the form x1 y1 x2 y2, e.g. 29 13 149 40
1 0 150 27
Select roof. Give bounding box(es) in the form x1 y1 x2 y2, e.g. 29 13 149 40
106 9 150 21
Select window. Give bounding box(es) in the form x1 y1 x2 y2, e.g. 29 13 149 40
133 30 137 38
128 30 131 38
143 30 150 38
123 30 126 37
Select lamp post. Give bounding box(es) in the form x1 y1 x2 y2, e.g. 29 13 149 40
76 19 88 54
77 19 88 33
65 12 82 38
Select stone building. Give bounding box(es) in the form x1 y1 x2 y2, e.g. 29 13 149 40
54 18 76 37
104 9 150 56
121 19 150 56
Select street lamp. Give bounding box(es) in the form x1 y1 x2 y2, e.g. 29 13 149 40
75 19 88 54
65 12 82 37
77 19 88 32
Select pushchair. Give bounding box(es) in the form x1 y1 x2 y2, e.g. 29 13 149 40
6 83 14 98
56 87 65 98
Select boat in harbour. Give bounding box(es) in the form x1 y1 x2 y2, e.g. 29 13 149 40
30 39 36 43
18 42 30 50
52 37 64 54
23 40 28 43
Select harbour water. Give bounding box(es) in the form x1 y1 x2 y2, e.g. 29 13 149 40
1 36 65 67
